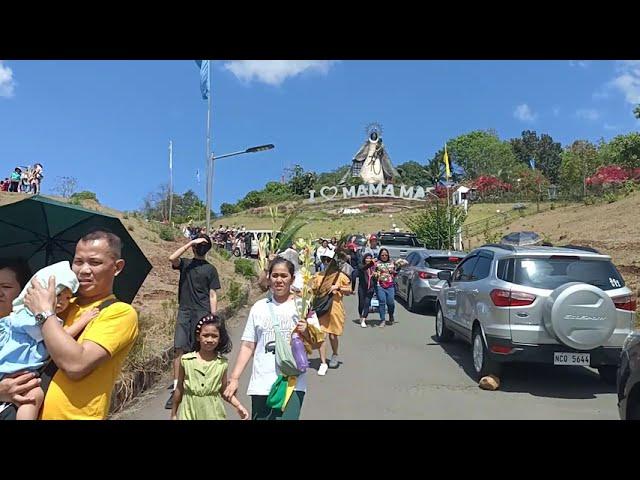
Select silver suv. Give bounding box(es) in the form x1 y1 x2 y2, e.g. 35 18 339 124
435 244 637 384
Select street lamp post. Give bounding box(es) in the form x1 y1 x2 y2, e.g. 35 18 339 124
205 144 275 232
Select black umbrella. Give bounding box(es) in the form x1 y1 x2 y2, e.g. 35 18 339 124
500 231 541 246
0 195 152 303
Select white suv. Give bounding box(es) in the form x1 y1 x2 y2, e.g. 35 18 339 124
435 244 637 384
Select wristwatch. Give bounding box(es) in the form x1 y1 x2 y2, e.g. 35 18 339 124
35 310 57 326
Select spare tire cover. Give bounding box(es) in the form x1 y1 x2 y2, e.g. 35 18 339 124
542 282 617 350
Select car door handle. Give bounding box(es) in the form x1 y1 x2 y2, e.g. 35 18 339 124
470 289 479 295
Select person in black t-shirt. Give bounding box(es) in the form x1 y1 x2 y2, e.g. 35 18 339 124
165 233 221 409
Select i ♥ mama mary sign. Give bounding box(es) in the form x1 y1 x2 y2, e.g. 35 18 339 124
308 183 429 202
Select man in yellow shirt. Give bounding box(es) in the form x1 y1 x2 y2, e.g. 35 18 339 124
24 230 139 420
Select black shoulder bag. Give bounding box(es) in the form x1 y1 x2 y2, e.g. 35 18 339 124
311 273 341 317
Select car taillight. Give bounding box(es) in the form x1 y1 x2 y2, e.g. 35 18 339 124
449 257 460 262
613 295 637 311
490 345 514 354
418 271 436 280
490 289 536 307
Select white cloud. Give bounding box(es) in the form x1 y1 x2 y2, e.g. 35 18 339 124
569 60 590 68
575 108 600 121
603 123 619 131
513 103 537 122
0 61 16 98
223 60 336 86
552 106 560 117
607 60 640 105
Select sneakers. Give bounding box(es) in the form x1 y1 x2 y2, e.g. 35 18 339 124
318 363 328 376
379 319 386 328
164 390 174 410
360 320 367 328
328 355 339 369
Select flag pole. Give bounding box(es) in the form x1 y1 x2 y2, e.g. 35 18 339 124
205 61 212 233
169 140 173 225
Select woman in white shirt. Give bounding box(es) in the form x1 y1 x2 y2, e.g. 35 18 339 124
316 239 332 272
224 258 309 420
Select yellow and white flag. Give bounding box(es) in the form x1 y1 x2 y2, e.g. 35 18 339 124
443 144 451 180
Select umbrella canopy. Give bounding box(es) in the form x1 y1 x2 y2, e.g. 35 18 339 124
500 231 541 246
0 195 152 304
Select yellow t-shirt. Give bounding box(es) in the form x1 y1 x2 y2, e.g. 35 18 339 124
40 295 139 420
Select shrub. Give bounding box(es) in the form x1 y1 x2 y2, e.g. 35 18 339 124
214 248 231 261
586 165 631 187
234 258 256 278
604 192 618 204
158 226 175 242
70 190 99 203
226 280 244 310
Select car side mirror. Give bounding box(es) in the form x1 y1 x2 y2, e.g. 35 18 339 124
438 270 452 283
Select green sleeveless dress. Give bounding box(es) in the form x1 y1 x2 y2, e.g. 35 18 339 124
178 352 228 420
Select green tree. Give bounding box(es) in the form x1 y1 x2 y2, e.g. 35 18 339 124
598 132 640 169
510 130 563 183
313 166 352 189
287 165 317 195
634 105 640 119
262 181 293 203
238 190 265 209
140 185 213 223
559 140 600 198
220 202 240 216
447 130 519 180
404 202 467 250
396 161 433 186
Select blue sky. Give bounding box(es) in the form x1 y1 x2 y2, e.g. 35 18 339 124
1 60 639 213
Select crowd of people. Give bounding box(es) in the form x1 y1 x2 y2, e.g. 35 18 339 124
0 164 43 194
182 223 252 257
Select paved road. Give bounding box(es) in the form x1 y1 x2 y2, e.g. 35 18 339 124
114 294 619 420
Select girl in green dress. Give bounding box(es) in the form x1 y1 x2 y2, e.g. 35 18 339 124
171 314 249 420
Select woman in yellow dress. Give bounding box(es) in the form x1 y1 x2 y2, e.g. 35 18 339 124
312 249 352 376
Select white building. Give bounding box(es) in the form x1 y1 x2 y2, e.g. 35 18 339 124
452 185 475 213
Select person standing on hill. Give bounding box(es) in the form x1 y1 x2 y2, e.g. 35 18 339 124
165 233 221 409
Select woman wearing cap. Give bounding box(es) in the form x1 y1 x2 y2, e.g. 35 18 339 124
312 249 352 375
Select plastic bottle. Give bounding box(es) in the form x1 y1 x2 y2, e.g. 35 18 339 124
291 333 309 372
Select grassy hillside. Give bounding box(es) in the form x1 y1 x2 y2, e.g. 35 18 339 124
217 196 537 238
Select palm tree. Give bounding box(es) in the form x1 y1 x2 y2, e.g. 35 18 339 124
634 105 640 120
425 156 444 186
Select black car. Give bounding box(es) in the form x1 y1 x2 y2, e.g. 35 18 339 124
618 330 640 420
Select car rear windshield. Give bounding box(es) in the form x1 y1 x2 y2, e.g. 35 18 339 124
378 235 421 247
513 257 625 291
425 256 463 271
